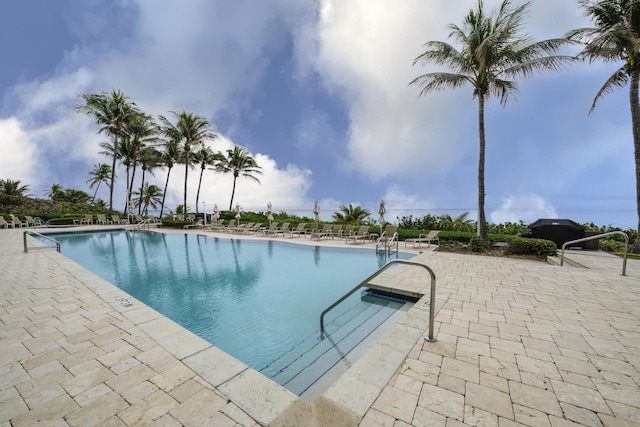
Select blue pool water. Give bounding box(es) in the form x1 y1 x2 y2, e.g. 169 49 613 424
49 230 412 382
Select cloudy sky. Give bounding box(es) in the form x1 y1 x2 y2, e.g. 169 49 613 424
0 0 636 228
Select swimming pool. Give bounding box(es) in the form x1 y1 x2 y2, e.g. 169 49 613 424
49 230 412 393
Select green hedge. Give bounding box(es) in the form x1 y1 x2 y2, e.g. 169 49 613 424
504 238 557 256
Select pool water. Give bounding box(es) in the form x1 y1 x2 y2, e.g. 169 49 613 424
50 230 412 380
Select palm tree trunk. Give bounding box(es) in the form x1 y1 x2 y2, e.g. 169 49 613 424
184 150 189 216
229 176 237 211
138 169 146 216
195 168 204 214
109 137 118 216
160 167 172 219
630 69 640 253
92 182 100 203
477 95 489 244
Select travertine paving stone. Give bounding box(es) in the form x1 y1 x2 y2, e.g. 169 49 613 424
1 227 639 426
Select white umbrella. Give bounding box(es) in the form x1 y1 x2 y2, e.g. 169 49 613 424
212 204 220 224
313 201 320 224
235 203 242 220
267 202 274 225
378 199 387 225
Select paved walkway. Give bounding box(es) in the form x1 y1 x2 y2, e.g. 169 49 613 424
1 227 639 426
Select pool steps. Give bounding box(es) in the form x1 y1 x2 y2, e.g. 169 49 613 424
260 292 404 396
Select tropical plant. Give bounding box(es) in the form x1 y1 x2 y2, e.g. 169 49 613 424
410 0 573 245
75 90 140 214
567 0 640 253
44 183 64 200
124 111 158 212
158 138 182 219
136 145 161 215
0 179 30 196
57 188 91 204
213 145 262 210
133 183 163 216
86 163 112 203
332 203 371 222
192 146 223 214
158 111 217 214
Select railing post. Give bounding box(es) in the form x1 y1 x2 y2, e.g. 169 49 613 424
560 231 629 276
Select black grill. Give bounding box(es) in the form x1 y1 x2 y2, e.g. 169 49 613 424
521 219 585 248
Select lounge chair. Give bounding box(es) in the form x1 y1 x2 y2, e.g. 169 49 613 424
183 219 204 229
222 219 237 232
404 230 440 248
11 216 25 228
340 224 354 239
288 223 308 238
204 219 226 231
259 222 279 236
76 214 93 225
328 224 343 239
345 225 370 244
240 223 262 234
111 215 125 224
24 216 36 227
231 222 254 233
96 214 111 225
0 217 10 229
311 224 331 240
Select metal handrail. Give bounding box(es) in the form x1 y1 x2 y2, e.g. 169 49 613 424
23 230 60 253
320 259 437 342
376 231 399 255
134 218 150 231
560 231 629 276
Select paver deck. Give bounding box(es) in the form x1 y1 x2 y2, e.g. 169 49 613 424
1 226 639 426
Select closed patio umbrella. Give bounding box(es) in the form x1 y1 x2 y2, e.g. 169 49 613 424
267 202 274 225
313 201 320 225
235 203 242 220
378 199 386 225
212 204 219 224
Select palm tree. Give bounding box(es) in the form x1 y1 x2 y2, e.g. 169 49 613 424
192 146 224 214
567 0 640 253
410 0 572 244
158 138 182 219
44 183 63 200
136 146 161 215
0 179 30 196
158 111 217 215
75 90 139 215
332 204 371 222
134 183 163 216
124 112 158 212
214 145 262 210
86 163 112 203
58 188 91 204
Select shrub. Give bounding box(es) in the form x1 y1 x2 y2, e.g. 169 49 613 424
469 236 486 253
504 238 556 257
161 219 193 229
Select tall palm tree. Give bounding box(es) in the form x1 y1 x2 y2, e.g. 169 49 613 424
158 138 182 219
214 145 262 210
410 0 572 244
567 0 640 253
192 146 224 214
124 112 158 212
332 204 371 222
75 90 139 215
158 111 217 214
136 146 162 215
86 163 112 203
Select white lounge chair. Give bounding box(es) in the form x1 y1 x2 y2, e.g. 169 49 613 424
345 225 370 244
404 230 440 248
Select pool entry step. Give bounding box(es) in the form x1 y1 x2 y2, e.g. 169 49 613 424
258 290 405 396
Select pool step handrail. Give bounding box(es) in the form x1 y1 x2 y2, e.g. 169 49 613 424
375 230 398 255
133 218 150 231
560 231 629 276
320 259 437 342
23 230 60 253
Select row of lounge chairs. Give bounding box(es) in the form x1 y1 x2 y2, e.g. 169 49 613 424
0 215 41 228
73 214 159 226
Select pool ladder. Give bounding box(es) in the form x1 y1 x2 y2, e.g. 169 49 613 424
319 259 437 342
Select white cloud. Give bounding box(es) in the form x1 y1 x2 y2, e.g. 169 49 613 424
0 118 37 184
490 194 558 225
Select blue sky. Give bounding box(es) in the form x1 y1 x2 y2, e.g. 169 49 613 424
0 0 636 228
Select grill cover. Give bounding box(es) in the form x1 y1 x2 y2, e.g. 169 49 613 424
523 219 585 248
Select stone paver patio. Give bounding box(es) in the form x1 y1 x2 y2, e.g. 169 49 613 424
1 226 639 426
